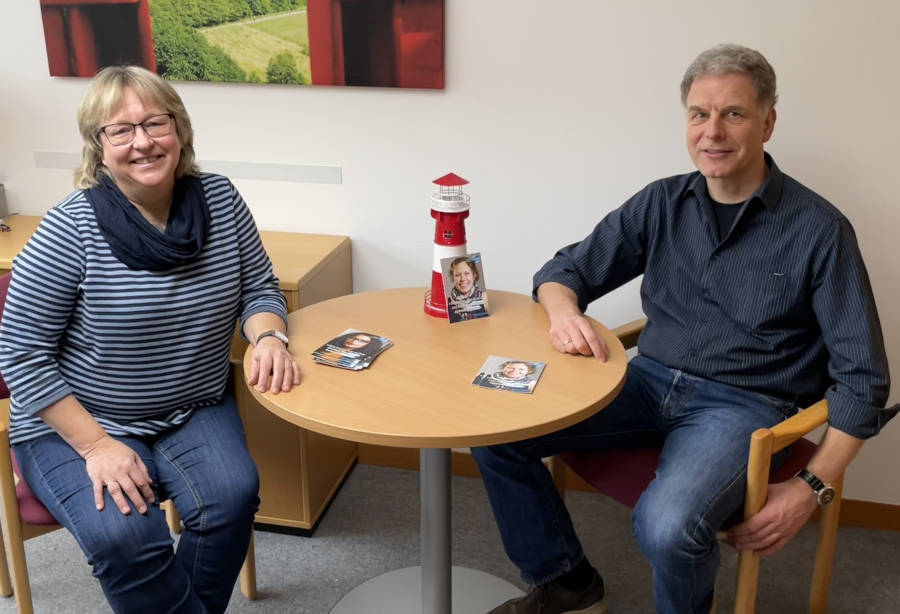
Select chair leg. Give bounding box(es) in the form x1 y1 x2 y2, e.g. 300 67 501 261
163 500 182 534
734 550 760 614
547 456 567 501
733 429 774 614
809 474 843 614
0 440 35 613
0 522 12 597
240 531 257 600
4 523 35 614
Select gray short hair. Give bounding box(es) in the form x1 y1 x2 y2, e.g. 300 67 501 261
74 65 200 189
680 44 777 111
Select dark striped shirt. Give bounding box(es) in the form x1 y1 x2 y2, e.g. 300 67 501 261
534 154 895 438
0 173 287 445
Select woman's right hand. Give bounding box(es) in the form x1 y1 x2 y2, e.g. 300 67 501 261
82 436 155 515
37 396 155 515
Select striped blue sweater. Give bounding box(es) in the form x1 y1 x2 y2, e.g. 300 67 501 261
0 174 287 445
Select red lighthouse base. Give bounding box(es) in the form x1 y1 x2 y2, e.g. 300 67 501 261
424 271 448 317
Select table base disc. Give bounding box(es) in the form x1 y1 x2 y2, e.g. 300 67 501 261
330 565 524 614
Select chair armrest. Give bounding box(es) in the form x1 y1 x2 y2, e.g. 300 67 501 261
736 398 833 611
745 399 828 517
610 317 647 351
767 399 828 454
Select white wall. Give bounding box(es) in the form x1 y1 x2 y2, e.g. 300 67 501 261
1 1 898 503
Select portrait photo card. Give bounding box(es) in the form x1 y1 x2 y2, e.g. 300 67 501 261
440 252 490 324
472 355 546 394
312 329 393 370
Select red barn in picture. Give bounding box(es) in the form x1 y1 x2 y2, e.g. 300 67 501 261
40 0 155 77
307 0 444 89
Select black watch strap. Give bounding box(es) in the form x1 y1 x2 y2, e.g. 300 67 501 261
256 330 288 346
794 468 835 505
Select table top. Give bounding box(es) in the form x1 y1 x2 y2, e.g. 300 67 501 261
0 214 348 295
0 215 41 269
245 287 627 448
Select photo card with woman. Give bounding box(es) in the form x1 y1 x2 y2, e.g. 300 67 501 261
440 252 490 324
472 355 546 394
312 329 393 370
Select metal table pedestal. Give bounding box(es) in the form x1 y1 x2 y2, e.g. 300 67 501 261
331 449 523 613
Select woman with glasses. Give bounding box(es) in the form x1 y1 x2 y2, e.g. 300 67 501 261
0 65 299 613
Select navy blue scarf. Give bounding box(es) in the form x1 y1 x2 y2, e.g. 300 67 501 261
85 175 210 271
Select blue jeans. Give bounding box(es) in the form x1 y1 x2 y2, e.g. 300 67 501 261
471 355 795 614
14 394 259 614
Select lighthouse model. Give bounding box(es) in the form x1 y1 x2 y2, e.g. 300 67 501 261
424 172 470 317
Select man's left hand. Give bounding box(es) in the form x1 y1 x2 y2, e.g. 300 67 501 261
724 478 818 556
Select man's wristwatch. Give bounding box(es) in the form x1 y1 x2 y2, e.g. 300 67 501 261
255 330 289 347
794 469 835 505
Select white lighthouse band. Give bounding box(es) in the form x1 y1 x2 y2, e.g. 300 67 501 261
432 243 468 272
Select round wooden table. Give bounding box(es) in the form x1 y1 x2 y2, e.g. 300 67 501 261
244 288 627 614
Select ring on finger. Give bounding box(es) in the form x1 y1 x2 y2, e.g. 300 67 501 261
563 338 572 346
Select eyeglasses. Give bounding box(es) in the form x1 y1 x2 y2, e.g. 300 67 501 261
99 114 174 146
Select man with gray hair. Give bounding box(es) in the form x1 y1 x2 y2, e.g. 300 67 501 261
474 44 895 614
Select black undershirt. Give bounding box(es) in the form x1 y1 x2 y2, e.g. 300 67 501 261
711 198 743 241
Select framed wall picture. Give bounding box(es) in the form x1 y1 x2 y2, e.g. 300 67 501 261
38 0 444 88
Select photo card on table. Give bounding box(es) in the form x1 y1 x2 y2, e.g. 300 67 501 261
472 355 546 394
312 329 393 370
440 252 490 324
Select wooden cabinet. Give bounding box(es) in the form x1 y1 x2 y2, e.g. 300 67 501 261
235 231 357 533
1 216 357 533
0 215 41 275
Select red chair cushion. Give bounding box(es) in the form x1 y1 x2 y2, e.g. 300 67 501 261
0 272 10 399
561 447 660 508
1 272 59 526
10 450 59 526
769 437 818 481
561 438 819 510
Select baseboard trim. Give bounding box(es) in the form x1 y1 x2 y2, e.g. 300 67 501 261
831 499 900 531
358 444 483 478
358 444 900 532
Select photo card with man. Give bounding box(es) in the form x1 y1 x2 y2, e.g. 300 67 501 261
472 355 546 394
440 252 490 324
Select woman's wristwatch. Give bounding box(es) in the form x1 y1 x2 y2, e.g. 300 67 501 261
256 330 289 346
794 469 835 505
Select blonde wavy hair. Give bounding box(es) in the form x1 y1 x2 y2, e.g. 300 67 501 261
74 65 200 189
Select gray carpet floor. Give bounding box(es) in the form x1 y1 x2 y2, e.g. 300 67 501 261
1 464 897 613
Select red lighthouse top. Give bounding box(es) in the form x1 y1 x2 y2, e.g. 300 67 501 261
431 172 471 212
433 172 469 187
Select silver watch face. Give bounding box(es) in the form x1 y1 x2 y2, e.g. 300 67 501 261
817 486 835 505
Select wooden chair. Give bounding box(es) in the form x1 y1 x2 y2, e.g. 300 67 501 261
549 318 843 614
0 273 257 613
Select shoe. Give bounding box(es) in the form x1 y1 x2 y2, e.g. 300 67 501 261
487 572 608 614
